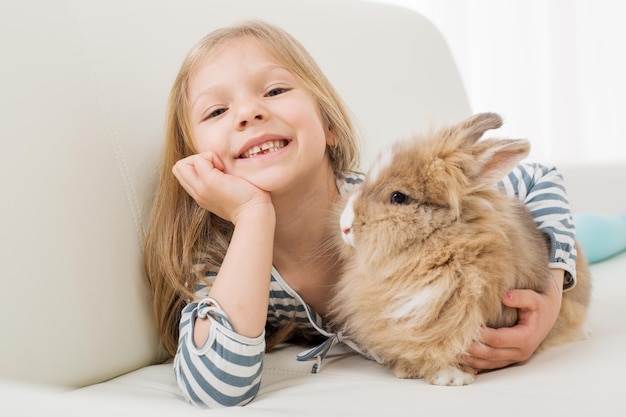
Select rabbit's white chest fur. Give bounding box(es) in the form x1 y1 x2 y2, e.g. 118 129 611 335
385 284 445 322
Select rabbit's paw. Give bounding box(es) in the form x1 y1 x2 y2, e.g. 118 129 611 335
428 366 475 386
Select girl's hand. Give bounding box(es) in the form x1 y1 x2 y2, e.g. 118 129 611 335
172 152 271 224
464 269 564 372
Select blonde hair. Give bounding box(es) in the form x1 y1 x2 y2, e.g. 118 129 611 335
144 20 361 357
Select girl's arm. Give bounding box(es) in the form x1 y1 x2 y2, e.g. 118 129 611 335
498 162 577 287
465 162 575 371
173 151 275 339
172 152 275 407
200 202 276 338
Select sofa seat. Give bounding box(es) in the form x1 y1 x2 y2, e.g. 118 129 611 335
39 251 626 415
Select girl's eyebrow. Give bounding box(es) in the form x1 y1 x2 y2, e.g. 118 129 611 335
191 85 221 111
190 64 293 109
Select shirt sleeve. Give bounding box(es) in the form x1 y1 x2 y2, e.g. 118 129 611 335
173 296 266 408
498 162 578 290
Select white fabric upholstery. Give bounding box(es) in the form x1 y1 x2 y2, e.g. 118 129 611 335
1 0 624 415
6 251 626 416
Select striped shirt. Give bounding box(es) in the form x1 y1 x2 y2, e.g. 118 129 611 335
174 163 577 408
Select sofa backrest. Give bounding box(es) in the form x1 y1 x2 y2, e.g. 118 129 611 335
558 164 626 215
0 0 470 387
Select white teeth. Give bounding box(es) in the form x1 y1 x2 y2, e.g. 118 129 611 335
241 140 286 158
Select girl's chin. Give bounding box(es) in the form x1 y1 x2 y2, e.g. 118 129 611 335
239 173 288 193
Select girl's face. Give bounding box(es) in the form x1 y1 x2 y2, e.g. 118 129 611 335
187 37 334 194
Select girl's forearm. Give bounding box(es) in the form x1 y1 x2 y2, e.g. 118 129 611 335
195 204 276 343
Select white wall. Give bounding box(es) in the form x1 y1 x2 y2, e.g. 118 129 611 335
360 0 626 165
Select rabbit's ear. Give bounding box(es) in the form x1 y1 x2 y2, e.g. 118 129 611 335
472 139 531 184
458 113 503 145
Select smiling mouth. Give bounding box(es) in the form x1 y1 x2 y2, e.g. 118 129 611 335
239 140 289 158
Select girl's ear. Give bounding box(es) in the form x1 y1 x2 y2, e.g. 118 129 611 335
472 139 531 184
326 125 336 147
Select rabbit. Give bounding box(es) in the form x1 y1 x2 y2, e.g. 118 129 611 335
329 112 592 386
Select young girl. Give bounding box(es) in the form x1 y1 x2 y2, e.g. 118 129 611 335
144 20 577 408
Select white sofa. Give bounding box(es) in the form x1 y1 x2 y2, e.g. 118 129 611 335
1 0 625 415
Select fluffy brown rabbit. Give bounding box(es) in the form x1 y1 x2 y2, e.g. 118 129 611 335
329 112 591 386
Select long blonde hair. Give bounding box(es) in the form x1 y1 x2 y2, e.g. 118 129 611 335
144 20 361 358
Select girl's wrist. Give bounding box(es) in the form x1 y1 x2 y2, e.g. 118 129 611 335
549 268 565 296
232 200 276 227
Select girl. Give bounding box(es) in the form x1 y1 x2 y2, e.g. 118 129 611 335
144 20 577 408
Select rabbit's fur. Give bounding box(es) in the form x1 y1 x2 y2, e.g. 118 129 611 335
330 112 591 386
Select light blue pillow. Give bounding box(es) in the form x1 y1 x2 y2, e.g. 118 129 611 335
574 213 626 264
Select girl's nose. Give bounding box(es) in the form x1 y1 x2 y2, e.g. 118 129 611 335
238 113 264 129
236 99 268 130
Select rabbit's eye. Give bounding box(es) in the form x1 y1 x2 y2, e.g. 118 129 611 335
389 191 409 205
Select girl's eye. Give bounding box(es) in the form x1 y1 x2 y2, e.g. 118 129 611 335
389 191 410 205
204 108 226 120
266 87 288 97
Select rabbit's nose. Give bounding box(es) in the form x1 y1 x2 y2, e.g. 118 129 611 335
341 227 355 246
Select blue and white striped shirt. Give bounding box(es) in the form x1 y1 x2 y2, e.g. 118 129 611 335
174 163 577 408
